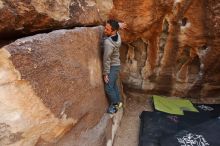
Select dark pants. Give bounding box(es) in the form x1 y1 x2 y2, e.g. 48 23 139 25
105 66 121 104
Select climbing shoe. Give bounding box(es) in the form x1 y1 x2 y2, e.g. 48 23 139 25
114 102 123 110
107 105 117 114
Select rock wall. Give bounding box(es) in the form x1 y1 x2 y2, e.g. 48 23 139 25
0 0 101 38
0 26 120 146
0 0 220 145
0 1 125 145
111 0 220 99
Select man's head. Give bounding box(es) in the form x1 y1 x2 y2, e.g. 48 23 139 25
104 19 119 36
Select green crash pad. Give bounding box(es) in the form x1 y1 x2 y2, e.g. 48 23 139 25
153 95 198 115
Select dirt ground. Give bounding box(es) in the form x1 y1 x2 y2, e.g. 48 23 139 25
113 93 152 146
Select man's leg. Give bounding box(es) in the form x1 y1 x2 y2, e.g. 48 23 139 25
105 66 120 113
114 79 121 103
113 79 123 111
105 66 120 104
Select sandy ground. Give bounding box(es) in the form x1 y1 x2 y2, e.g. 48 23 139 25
113 94 152 146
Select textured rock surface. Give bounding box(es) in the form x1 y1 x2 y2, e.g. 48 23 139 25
95 0 113 21
111 0 220 99
0 26 117 146
0 0 101 38
1 0 219 145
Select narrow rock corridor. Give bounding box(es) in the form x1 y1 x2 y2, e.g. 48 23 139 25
113 93 152 146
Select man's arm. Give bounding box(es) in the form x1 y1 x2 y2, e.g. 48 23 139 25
103 40 113 83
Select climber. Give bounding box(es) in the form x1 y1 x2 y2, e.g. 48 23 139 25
103 19 126 114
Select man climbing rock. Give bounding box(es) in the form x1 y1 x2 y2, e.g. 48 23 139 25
103 19 126 114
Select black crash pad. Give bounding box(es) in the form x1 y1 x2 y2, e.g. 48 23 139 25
139 104 220 146
139 111 211 146
161 118 220 146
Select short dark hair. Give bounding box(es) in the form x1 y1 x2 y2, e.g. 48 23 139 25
107 19 119 31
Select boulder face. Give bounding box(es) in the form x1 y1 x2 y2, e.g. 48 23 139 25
95 0 113 21
0 26 112 146
111 0 220 99
0 0 101 38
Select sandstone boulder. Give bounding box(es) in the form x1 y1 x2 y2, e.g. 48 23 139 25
111 0 220 99
0 26 116 146
0 0 101 38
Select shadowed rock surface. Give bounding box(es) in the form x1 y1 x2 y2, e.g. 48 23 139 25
0 26 122 146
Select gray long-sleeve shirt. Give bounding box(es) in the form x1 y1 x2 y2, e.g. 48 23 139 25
103 32 121 75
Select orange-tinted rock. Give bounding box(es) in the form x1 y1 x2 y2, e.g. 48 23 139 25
111 0 220 99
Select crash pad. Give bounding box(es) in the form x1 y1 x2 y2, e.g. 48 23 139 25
139 104 220 146
153 95 198 115
161 118 220 146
